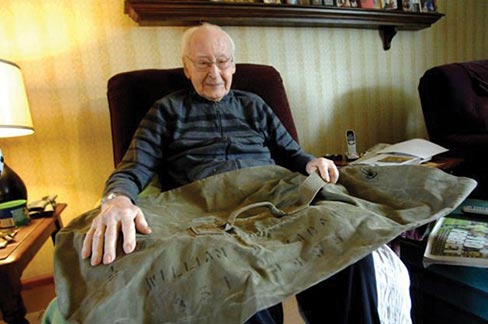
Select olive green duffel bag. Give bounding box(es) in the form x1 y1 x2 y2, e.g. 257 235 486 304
53 165 476 324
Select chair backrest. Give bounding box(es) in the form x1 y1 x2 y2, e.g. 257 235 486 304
418 59 488 142
107 64 298 167
418 60 488 199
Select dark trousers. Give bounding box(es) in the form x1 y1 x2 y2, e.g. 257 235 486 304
245 254 380 324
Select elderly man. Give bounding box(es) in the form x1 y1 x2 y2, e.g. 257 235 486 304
81 23 379 324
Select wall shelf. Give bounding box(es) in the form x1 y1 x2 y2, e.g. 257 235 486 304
124 0 444 50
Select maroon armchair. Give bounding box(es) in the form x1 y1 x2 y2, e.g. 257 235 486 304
106 64 298 168
419 60 488 199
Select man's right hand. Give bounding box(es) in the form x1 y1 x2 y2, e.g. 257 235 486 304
81 195 152 266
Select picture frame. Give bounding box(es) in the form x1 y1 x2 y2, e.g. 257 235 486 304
359 0 381 9
381 0 398 10
401 0 421 12
336 0 351 7
420 0 436 12
350 0 360 7
323 0 335 5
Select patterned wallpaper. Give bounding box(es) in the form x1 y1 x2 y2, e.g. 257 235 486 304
0 0 487 278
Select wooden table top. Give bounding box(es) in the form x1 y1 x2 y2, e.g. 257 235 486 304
0 203 66 265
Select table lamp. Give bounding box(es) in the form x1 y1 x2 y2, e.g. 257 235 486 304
0 58 34 203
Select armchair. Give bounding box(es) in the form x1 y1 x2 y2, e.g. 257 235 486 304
419 60 488 199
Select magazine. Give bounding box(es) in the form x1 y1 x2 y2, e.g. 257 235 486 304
350 138 448 166
423 201 488 268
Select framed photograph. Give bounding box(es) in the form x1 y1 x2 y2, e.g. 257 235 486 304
411 0 421 12
359 0 381 9
401 0 421 12
381 0 398 10
401 0 411 11
421 0 436 12
323 0 335 5
336 0 351 7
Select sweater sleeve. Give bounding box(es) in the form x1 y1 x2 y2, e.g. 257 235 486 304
103 101 167 202
259 101 315 174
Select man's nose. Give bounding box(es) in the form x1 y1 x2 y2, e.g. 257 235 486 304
207 63 220 77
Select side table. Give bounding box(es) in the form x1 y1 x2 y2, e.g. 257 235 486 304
0 203 66 324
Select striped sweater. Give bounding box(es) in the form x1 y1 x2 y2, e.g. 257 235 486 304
104 89 315 202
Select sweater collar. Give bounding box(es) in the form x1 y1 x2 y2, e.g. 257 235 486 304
189 89 234 104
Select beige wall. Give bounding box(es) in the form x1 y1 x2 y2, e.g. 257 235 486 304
0 0 487 279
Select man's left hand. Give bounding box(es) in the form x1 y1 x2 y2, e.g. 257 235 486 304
306 157 339 183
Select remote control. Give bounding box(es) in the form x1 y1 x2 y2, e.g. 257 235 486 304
461 205 488 216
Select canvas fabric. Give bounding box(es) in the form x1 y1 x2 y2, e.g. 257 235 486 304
53 165 476 324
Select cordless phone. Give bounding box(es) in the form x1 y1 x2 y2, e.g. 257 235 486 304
345 129 359 160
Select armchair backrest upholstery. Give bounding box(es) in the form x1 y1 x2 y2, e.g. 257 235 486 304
107 63 298 167
419 59 488 141
418 59 488 199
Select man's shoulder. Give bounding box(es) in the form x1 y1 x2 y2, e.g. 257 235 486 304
144 89 191 119
154 89 188 104
231 89 263 100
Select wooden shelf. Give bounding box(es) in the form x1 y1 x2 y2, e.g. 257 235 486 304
124 0 444 50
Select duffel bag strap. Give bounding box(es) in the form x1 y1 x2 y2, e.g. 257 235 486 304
190 171 327 235
225 171 327 229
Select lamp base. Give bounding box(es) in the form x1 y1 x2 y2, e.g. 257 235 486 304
0 162 27 203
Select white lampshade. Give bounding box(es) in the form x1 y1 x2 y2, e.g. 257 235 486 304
0 59 34 138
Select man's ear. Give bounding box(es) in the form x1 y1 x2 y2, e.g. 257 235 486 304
183 60 191 79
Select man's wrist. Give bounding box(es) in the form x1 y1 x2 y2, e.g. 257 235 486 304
101 192 125 205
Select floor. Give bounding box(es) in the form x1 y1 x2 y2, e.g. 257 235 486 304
0 282 304 324
0 282 55 324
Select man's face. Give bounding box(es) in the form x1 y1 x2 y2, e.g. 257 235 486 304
183 27 236 102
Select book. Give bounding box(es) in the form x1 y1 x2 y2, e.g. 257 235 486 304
350 138 448 166
423 199 488 268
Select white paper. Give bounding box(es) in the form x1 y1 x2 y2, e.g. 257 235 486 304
350 138 448 166
377 138 448 160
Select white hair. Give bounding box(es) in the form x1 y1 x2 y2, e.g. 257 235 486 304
180 23 235 58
